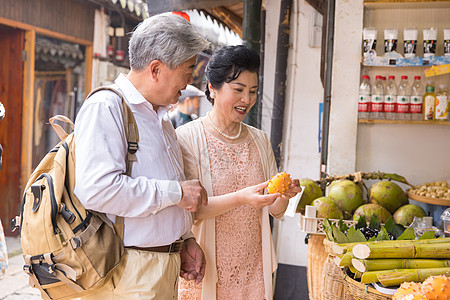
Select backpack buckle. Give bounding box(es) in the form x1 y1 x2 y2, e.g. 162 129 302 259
10 216 20 232
128 142 138 154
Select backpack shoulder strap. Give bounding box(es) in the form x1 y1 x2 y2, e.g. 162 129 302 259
87 87 139 238
87 86 139 177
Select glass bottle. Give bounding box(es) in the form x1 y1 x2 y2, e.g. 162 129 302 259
435 84 449 121
423 82 436 121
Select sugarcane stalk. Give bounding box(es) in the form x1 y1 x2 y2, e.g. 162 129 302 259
332 237 450 256
339 252 353 268
352 242 450 260
352 258 450 273
360 269 394 284
315 171 413 188
377 267 450 287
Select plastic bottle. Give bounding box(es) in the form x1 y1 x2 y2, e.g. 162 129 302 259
370 75 384 120
396 75 411 120
423 82 436 121
410 76 423 121
435 84 449 121
384 75 397 120
358 75 371 119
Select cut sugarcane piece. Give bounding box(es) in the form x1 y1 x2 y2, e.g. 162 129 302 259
352 241 450 259
377 268 450 287
339 252 353 268
352 258 450 273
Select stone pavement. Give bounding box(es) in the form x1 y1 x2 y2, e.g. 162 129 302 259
0 236 41 299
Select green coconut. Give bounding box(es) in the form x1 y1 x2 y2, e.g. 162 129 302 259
311 196 344 219
296 178 323 213
328 180 364 214
369 181 408 214
353 203 392 223
393 204 427 226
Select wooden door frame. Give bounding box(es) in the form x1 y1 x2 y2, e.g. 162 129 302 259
0 17 93 187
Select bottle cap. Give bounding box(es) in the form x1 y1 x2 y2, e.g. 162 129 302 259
362 75 369 79
376 75 382 79
388 75 395 79
382 76 386 80
401 75 408 79
414 76 421 80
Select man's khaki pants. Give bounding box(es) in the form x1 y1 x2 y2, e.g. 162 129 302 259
82 248 181 299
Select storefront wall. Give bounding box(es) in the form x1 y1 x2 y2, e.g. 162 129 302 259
262 0 324 267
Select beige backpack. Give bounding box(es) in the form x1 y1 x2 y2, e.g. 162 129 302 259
11 87 139 300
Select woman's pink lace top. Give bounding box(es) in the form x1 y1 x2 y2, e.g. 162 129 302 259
178 129 266 300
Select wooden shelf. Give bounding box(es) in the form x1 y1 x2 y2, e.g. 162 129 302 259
358 119 450 125
364 0 450 10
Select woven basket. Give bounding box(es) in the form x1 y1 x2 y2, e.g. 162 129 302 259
307 234 328 300
343 272 392 300
320 256 354 300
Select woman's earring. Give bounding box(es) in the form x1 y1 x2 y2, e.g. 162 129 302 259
210 91 215 99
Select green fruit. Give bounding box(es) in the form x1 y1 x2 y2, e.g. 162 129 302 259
369 181 408 214
393 204 427 226
328 180 364 214
311 197 344 219
296 178 323 213
353 203 392 223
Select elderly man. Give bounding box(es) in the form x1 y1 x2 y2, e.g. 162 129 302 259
74 13 209 299
170 84 204 128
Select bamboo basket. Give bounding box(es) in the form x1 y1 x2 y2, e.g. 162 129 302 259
307 234 328 300
320 256 354 300
343 272 392 300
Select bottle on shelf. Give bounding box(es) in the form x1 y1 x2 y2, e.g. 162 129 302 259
384 75 397 120
410 76 423 121
358 75 371 119
370 75 384 120
396 76 411 120
435 84 449 121
423 82 436 121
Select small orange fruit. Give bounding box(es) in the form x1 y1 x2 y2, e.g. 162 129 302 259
267 172 292 195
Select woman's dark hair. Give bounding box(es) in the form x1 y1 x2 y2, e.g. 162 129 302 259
205 45 260 104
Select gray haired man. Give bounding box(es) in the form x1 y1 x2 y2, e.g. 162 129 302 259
75 13 209 299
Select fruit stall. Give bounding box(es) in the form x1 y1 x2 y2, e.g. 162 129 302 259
295 172 450 300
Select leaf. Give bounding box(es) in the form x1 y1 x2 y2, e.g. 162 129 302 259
391 224 406 239
384 216 394 233
332 225 349 244
375 227 390 241
368 236 377 241
339 219 349 233
369 214 381 230
323 219 335 242
356 215 367 229
350 228 367 243
419 231 436 240
397 227 415 240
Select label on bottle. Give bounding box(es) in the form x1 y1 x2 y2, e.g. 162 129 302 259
424 40 436 57
358 95 370 112
445 40 450 56
384 95 396 113
423 95 435 120
371 95 384 112
384 39 397 53
410 95 423 114
396 95 410 113
404 40 417 58
435 95 449 120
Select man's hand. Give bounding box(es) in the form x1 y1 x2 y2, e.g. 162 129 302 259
178 180 208 212
180 238 206 284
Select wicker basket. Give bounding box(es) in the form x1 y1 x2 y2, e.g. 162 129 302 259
343 271 392 300
320 256 354 300
307 234 328 300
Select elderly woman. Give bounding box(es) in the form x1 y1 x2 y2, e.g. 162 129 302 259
176 45 301 300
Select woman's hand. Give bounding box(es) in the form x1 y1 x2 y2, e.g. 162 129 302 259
236 181 280 209
280 178 302 200
269 178 302 218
